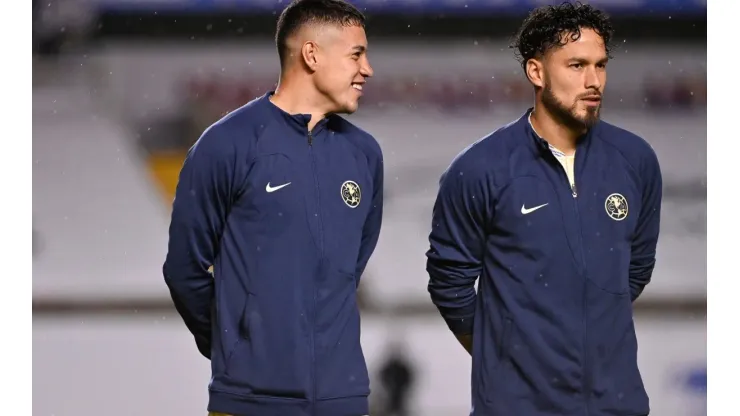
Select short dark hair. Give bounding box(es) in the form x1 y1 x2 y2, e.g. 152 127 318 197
275 0 366 67
511 1 615 70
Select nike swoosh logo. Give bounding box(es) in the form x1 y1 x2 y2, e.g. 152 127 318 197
521 203 548 215
266 182 291 193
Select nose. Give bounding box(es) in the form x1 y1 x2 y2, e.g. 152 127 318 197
360 57 374 78
584 65 602 91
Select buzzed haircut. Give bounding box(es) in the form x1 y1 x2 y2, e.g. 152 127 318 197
275 0 366 68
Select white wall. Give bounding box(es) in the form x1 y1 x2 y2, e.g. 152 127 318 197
33 314 706 416
32 87 172 301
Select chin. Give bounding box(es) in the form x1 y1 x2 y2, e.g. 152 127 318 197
577 114 600 128
579 103 601 115
337 101 359 115
575 107 599 119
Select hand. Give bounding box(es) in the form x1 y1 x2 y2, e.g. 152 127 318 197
456 334 473 356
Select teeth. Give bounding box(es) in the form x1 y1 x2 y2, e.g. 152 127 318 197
352 84 363 91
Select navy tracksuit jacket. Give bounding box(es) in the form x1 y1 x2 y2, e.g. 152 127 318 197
426 109 662 416
163 92 383 416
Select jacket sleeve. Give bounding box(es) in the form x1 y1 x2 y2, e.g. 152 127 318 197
629 146 663 301
355 148 384 284
426 160 491 336
163 126 240 359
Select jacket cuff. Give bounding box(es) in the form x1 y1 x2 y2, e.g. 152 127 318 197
439 303 476 335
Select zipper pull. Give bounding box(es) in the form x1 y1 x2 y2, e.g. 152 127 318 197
571 183 578 198
308 131 313 146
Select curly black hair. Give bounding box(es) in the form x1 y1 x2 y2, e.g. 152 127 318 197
511 1 615 70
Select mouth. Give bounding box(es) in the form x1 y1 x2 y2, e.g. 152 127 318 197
351 82 364 93
581 95 601 105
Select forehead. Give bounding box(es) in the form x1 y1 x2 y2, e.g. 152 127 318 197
546 28 606 61
322 23 367 48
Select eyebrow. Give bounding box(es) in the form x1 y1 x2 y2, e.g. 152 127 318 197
351 45 367 53
569 56 609 65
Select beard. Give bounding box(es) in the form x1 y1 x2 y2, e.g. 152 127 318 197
541 82 601 131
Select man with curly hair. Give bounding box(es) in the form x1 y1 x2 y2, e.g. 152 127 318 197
425 2 662 415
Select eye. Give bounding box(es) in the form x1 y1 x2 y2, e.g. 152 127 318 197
570 63 583 69
352 52 361 60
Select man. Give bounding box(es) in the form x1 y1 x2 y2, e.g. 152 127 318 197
163 1 382 415
426 3 662 416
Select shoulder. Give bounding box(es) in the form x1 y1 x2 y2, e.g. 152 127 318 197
438 139 496 198
191 95 272 157
597 121 660 173
210 95 273 140
442 118 525 188
330 115 383 163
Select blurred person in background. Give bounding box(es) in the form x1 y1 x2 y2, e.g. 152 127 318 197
425 3 662 416
377 341 416 416
162 1 382 415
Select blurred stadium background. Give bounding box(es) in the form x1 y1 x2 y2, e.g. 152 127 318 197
32 1 707 415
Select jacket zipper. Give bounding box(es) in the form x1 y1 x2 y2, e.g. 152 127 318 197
308 131 324 254
308 130 321 411
551 155 591 415
571 182 592 416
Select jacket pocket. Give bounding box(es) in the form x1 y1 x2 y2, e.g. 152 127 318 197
498 317 513 363
594 313 649 414
223 293 311 400
314 270 370 400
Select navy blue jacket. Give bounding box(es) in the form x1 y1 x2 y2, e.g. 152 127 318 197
163 92 383 416
426 109 662 416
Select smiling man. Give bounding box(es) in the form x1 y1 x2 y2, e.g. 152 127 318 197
425 3 663 415
162 1 383 415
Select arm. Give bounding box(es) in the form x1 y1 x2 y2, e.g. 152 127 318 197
355 149 384 284
629 147 663 302
426 160 491 355
163 127 239 359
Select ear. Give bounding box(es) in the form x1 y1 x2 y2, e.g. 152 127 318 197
301 41 320 72
525 58 545 89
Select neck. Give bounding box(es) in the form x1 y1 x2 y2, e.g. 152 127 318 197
530 102 584 156
270 71 331 131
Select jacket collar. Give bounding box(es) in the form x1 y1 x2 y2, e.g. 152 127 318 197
261 91 333 135
520 107 599 157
